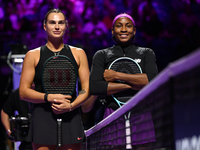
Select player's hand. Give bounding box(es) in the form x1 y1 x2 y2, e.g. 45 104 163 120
48 94 71 103
51 97 71 114
103 69 117 82
8 135 17 142
7 131 17 142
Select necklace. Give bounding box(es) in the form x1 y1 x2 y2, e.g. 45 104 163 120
53 51 60 56
46 43 64 56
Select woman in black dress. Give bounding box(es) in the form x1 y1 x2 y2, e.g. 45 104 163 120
19 9 90 150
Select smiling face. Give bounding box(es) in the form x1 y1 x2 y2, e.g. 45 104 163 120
44 12 67 40
112 17 136 46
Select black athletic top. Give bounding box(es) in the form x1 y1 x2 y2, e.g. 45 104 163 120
90 44 158 110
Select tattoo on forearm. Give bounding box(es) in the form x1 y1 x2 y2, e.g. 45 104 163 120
79 89 86 95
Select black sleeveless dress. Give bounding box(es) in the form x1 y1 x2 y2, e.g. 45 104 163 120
27 45 85 145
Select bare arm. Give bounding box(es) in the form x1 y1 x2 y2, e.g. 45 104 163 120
81 95 98 113
71 49 90 109
19 49 45 103
106 82 132 95
1 109 11 136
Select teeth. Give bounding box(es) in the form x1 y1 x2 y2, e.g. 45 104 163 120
120 35 128 37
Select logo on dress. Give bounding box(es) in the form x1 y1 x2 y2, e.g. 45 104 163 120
77 137 82 140
134 59 141 63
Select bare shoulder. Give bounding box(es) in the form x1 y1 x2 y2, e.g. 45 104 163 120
24 47 41 66
69 45 87 66
25 47 41 57
69 45 85 55
69 45 87 59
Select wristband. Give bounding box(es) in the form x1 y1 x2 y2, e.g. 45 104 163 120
69 103 72 112
44 93 48 103
7 129 11 134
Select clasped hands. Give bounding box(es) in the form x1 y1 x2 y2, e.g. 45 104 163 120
47 94 72 114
